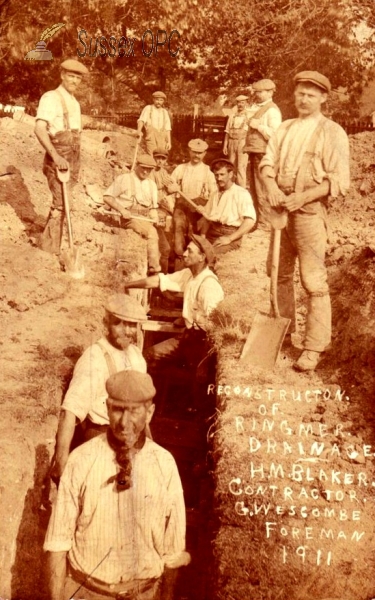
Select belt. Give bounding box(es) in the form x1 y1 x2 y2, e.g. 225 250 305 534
68 564 159 599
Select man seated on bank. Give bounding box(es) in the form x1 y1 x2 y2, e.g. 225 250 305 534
44 370 190 600
50 294 148 482
169 139 217 269
198 158 256 254
124 234 224 373
103 154 166 274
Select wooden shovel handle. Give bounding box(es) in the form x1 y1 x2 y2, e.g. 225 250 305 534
270 228 281 318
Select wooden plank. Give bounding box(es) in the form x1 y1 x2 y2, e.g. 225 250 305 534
142 320 184 334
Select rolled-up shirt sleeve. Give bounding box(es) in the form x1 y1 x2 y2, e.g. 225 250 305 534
62 345 103 422
322 123 350 197
159 269 191 293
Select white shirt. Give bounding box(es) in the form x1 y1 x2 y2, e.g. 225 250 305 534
246 98 282 141
62 337 147 425
104 172 158 210
171 162 217 202
36 84 81 136
138 105 172 131
225 111 249 133
44 436 186 584
203 183 256 227
159 267 224 330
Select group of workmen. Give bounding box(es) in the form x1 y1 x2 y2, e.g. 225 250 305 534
33 58 350 600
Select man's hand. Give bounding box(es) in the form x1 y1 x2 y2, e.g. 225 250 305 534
265 182 287 208
249 118 260 130
164 551 191 569
223 144 228 156
119 207 132 219
213 235 232 248
149 208 158 222
52 153 69 171
168 182 180 194
166 141 171 151
50 452 69 484
280 192 306 212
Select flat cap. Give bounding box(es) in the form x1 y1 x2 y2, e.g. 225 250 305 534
137 154 156 168
294 70 331 93
188 139 208 152
252 79 276 91
61 59 88 75
153 149 169 158
105 293 148 323
106 370 156 403
190 234 216 267
152 91 167 99
210 157 234 171
236 95 248 101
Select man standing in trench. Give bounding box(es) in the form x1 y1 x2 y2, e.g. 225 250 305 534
260 71 350 371
35 59 88 254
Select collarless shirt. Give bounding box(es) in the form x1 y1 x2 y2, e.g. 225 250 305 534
105 172 158 209
203 183 256 226
225 110 249 133
138 105 172 131
171 162 217 201
44 436 186 584
62 337 147 425
246 98 282 141
159 267 224 330
36 84 81 136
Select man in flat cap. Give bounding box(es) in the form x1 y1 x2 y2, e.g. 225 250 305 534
223 95 249 188
170 139 217 269
104 154 167 274
198 158 256 254
124 234 224 372
45 370 190 600
260 70 350 371
244 79 282 232
137 91 172 156
35 58 88 254
50 294 148 482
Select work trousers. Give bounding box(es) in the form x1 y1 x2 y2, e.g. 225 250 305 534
206 222 241 255
227 137 248 188
248 152 270 231
125 220 161 272
268 209 331 352
144 126 169 156
39 131 80 254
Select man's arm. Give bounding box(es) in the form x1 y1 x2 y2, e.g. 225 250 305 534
34 120 69 171
260 165 287 207
223 132 229 156
213 216 255 248
124 275 160 290
280 180 330 212
50 410 77 481
103 195 131 218
46 551 67 600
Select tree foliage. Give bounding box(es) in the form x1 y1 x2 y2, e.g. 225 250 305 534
0 0 374 116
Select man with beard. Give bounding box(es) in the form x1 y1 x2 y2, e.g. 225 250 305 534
50 294 148 482
35 59 88 254
45 370 190 600
198 158 256 254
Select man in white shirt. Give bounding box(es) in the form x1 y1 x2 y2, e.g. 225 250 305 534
199 158 256 254
45 369 190 600
170 139 217 269
223 95 249 188
104 154 164 274
124 234 224 371
50 294 148 482
244 78 282 232
35 59 88 254
137 91 172 155
260 70 350 371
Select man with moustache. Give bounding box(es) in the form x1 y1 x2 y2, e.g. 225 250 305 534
170 139 217 269
244 79 282 232
260 71 350 371
223 95 249 188
198 158 256 254
50 294 148 482
35 59 88 254
45 370 190 600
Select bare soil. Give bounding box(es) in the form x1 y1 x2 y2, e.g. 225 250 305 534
0 116 374 600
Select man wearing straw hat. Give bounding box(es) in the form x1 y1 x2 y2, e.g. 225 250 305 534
35 58 88 254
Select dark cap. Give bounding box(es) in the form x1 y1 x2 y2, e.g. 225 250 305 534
210 158 235 171
61 59 88 75
294 71 331 93
252 79 276 91
105 293 148 323
137 154 156 168
153 149 168 158
190 234 216 267
152 91 167 99
106 370 156 404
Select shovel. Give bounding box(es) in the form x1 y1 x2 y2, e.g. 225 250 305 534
57 167 85 280
240 209 290 369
